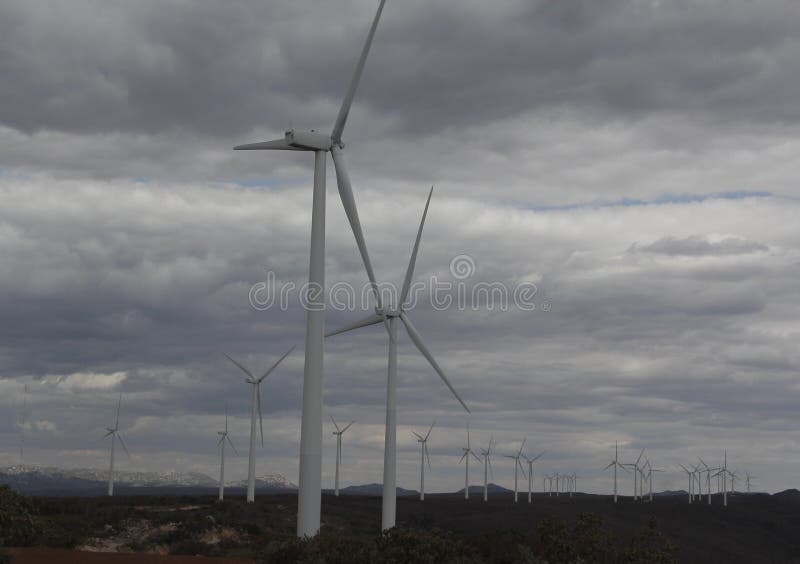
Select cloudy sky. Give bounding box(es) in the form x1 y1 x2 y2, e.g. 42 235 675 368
1 0 799 496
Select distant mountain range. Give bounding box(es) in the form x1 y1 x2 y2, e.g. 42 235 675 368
328 483 419 497
460 483 514 495
0 465 296 495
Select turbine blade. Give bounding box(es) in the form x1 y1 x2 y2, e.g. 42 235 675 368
425 443 431 470
326 313 384 338
399 186 433 305
218 435 225 446
399 311 470 413
224 354 255 380
518 459 527 479
258 345 295 383
331 0 387 144
227 436 239 456
488 457 494 480
117 433 131 458
115 393 122 429
257 385 264 447
518 438 527 456
331 148 383 311
330 415 341 432
636 448 644 466
412 431 424 440
533 451 545 462
425 420 436 440
234 138 304 151
471 451 481 463
459 452 467 464
603 462 614 470
341 421 355 434
103 430 114 438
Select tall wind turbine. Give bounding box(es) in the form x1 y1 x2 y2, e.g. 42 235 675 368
18 384 28 466
412 421 435 501
745 472 755 493
604 442 628 503
234 0 389 537
327 187 470 530
226 346 294 503
459 424 481 500
523 451 544 504
678 464 694 504
698 458 718 505
104 393 130 497
217 406 239 501
479 437 494 502
504 439 527 503
623 448 645 500
331 417 355 497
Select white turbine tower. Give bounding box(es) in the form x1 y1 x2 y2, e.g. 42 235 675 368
104 393 130 497
504 439 527 503
225 346 294 503
18 384 28 467
327 187 470 530
604 442 628 503
234 0 389 537
523 451 544 504
217 407 239 501
331 417 355 497
479 437 494 502
412 421 435 501
623 448 645 500
678 464 694 504
459 424 481 500
745 472 755 493
643 459 664 502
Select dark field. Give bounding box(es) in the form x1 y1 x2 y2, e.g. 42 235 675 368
5 489 800 563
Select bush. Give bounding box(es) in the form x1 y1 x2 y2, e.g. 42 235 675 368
0 486 40 547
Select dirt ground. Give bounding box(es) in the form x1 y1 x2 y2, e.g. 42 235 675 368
11 548 254 564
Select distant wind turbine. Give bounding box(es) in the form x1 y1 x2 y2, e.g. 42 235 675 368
234 0 389 537
217 406 239 501
479 437 494 502
504 439 527 503
225 346 294 503
678 464 694 504
698 458 718 505
623 448 645 500
604 442 628 503
104 393 130 497
523 451 544 504
331 417 355 497
412 421 435 501
459 423 481 500
18 384 28 466
327 187 470 530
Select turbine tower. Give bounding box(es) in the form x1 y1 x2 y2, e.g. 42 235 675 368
104 393 130 497
18 384 28 467
234 0 389 537
459 424 481 500
331 417 355 497
327 187 470 530
678 464 694 504
623 448 645 500
217 406 239 501
523 451 544 504
479 437 494 502
604 441 628 503
412 421 435 501
225 346 294 503
698 458 718 505
504 439 527 503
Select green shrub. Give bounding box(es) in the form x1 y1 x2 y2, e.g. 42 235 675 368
0 486 40 547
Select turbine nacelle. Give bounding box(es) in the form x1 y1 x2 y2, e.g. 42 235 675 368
285 129 334 152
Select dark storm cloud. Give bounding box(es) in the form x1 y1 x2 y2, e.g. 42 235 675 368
2 0 799 138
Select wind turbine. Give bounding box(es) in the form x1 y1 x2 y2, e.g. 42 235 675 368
217 406 239 501
698 458 718 505
479 437 494 502
604 442 628 503
712 450 730 507
459 424 481 500
104 393 130 497
234 0 389 537
523 451 544 503
504 439 527 503
225 346 294 503
412 421 435 501
643 459 664 502
330 417 355 497
622 448 645 500
678 464 694 503
18 384 28 467
326 187 470 530
745 472 755 493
